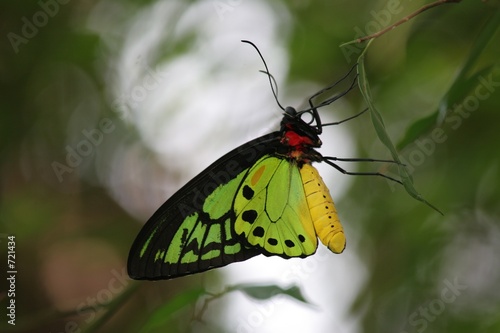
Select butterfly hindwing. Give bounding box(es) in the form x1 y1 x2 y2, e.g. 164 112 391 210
234 156 318 258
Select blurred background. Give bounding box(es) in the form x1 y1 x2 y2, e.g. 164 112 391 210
1 0 499 332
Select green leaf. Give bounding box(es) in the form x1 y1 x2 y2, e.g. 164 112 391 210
357 40 442 215
397 65 494 150
396 113 437 151
397 10 500 149
228 283 312 305
140 287 205 333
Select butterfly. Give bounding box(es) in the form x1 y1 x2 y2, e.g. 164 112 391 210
127 40 401 280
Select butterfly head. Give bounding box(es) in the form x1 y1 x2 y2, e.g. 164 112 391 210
280 107 322 151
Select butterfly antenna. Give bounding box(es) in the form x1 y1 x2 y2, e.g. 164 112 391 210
242 40 285 111
259 70 280 104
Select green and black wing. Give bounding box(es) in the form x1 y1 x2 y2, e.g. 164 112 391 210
127 132 281 280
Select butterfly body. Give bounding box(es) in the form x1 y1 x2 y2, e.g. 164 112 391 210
128 106 345 280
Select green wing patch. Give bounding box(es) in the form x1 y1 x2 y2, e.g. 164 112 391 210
234 156 318 258
128 133 282 280
150 172 250 269
130 170 262 280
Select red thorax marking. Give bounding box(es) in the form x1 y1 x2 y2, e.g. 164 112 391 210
282 131 313 148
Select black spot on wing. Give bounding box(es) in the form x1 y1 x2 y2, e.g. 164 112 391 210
268 238 278 246
242 210 258 224
242 185 254 200
253 226 265 237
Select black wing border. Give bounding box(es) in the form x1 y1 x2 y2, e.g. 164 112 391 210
128 131 282 280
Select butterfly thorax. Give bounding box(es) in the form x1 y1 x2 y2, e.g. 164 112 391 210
279 110 323 165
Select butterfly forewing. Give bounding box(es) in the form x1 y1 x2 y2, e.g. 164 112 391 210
128 133 281 280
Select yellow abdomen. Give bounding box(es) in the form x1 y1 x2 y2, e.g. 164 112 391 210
300 164 346 253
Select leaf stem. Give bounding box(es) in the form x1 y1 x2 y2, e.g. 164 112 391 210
345 0 462 46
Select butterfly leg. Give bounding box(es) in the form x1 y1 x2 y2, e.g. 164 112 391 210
323 158 403 185
328 156 405 166
321 108 368 127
